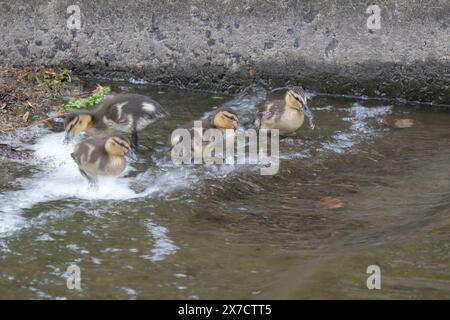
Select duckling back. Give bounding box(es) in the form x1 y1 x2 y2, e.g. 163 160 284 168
94 94 169 134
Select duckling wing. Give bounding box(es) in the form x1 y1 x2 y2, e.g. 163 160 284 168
97 94 169 132
71 139 103 165
255 102 282 127
71 144 94 182
260 109 274 121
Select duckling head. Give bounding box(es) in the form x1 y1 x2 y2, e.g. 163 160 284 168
285 88 314 129
213 109 239 130
64 110 93 143
285 89 307 110
105 135 131 157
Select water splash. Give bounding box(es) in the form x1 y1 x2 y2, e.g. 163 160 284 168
202 84 267 125
321 103 391 154
0 132 195 240
224 84 267 112
128 77 149 85
141 220 179 262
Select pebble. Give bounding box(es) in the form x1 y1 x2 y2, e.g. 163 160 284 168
394 118 414 128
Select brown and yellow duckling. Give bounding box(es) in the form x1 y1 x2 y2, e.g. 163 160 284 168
71 134 131 186
254 87 314 135
64 93 169 148
170 108 239 159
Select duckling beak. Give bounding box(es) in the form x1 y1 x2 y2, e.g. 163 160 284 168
302 104 315 129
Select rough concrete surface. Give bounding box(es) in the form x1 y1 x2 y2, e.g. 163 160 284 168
0 0 449 104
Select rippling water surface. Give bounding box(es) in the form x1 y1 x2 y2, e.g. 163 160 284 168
0 81 449 299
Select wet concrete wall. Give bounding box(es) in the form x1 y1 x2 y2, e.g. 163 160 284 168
0 0 449 104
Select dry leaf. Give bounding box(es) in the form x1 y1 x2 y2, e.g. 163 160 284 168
93 84 104 93
318 196 345 209
44 69 57 78
22 111 30 122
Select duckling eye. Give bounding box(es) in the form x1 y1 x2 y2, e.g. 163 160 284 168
292 94 303 103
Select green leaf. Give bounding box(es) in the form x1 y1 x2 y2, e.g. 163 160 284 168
62 86 111 112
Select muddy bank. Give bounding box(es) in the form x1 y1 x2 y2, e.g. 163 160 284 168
1 0 449 104
0 66 107 165
0 67 77 132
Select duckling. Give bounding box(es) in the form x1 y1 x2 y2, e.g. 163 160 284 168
64 93 169 148
254 87 314 135
71 134 130 186
170 108 239 160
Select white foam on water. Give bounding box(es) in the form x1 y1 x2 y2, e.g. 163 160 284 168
36 233 55 242
345 104 391 134
121 287 138 297
1 132 138 209
141 220 179 262
321 103 391 153
128 77 149 85
0 131 196 264
279 150 311 160
227 84 267 113
313 105 333 112
0 213 25 239
202 84 267 122
0 132 194 242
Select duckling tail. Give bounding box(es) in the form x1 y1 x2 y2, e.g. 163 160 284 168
142 102 170 120
153 107 170 120
159 107 170 117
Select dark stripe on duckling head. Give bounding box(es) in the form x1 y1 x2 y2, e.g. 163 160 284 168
213 108 239 129
222 111 239 121
65 110 89 125
65 110 92 132
68 117 80 132
111 137 130 150
213 108 238 118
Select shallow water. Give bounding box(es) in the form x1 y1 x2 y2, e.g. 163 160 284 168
0 82 449 299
